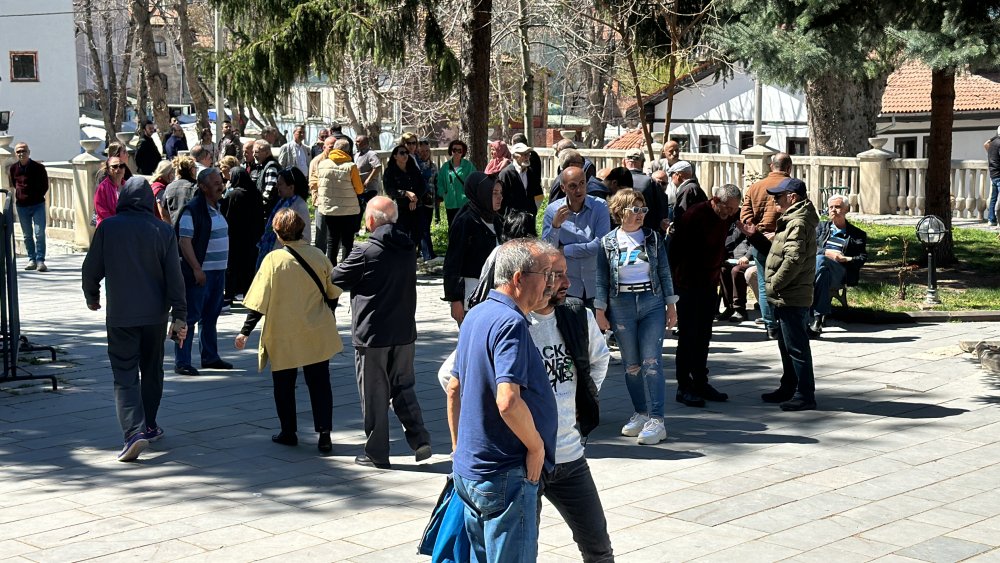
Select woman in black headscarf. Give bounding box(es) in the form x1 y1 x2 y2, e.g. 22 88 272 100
221 166 265 301
382 144 427 242
442 171 503 326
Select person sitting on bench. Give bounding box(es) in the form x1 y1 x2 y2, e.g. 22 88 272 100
810 194 867 336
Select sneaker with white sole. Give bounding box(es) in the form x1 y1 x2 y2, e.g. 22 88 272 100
621 412 650 437
637 417 667 445
144 425 164 442
117 432 149 462
36 262 48 272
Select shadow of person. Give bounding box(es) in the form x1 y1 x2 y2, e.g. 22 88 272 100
818 397 967 418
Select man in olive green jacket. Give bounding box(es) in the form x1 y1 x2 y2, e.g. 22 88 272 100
740 177 819 411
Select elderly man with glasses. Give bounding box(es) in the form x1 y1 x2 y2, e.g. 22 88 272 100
810 194 867 336
9 143 49 272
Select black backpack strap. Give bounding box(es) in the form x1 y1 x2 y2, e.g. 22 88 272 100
283 246 330 305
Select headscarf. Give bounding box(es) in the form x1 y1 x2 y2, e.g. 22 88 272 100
227 166 256 194
463 171 498 223
484 140 511 175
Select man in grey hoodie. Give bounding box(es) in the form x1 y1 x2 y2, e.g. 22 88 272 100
83 177 188 462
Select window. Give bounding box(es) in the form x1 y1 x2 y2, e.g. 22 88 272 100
698 135 721 154
786 137 809 155
307 91 322 118
154 39 167 57
895 137 918 159
669 134 690 151
10 52 38 82
739 131 754 151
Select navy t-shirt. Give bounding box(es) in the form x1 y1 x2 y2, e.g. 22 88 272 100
452 290 558 479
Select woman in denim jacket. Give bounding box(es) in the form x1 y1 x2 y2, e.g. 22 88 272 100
595 189 678 445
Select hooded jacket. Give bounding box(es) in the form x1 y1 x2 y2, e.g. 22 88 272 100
314 149 363 216
443 172 501 302
330 222 418 347
751 198 819 308
82 177 186 327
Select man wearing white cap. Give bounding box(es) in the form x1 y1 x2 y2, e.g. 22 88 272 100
668 160 707 222
498 142 543 216
622 148 670 233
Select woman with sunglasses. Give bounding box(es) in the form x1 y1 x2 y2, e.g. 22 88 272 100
257 168 312 270
382 143 426 242
437 139 474 225
94 156 128 226
594 188 678 445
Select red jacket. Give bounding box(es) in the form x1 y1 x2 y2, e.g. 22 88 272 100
8 159 48 207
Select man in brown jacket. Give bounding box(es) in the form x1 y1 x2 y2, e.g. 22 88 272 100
740 153 791 336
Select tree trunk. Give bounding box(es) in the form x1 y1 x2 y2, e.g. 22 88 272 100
80 0 113 145
517 0 533 142
924 67 956 265
805 71 890 156
137 64 150 126
462 0 493 169
133 0 171 145
584 21 612 148
620 29 654 160
175 0 211 131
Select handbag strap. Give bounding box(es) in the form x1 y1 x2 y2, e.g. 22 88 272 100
283 246 328 303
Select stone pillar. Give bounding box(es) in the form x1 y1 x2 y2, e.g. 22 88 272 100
71 140 103 249
740 134 777 185
116 131 135 171
0 135 14 191
857 137 896 214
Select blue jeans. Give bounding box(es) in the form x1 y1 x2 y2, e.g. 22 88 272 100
773 306 815 399
812 255 847 317
453 467 541 563
539 457 613 562
17 203 46 262
989 177 1000 223
175 269 225 368
753 247 773 328
609 290 666 417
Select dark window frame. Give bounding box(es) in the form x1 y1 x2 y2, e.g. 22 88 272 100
10 51 38 82
670 134 690 152
153 39 167 57
698 134 721 154
786 137 809 156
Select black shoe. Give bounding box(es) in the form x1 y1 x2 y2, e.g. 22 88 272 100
808 316 823 338
174 365 199 376
766 327 779 340
675 391 706 408
762 388 795 403
202 359 233 370
698 384 729 402
415 443 432 462
780 396 817 411
731 309 748 323
716 307 735 322
317 432 332 453
271 432 298 446
354 454 392 469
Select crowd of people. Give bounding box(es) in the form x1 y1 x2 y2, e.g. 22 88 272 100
74 122 872 562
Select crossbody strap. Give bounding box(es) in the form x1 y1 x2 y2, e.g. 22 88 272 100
283 246 328 302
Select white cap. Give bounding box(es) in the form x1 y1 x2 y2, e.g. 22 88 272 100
510 143 531 155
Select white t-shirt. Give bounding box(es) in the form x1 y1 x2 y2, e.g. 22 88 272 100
616 229 651 285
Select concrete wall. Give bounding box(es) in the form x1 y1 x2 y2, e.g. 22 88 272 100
880 116 999 160
0 0 80 162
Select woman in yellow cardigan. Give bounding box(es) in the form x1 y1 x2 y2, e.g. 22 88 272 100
235 208 343 453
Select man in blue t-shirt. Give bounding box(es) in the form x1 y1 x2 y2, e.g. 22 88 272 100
446 239 558 563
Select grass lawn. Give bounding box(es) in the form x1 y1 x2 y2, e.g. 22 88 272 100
846 221 1000 312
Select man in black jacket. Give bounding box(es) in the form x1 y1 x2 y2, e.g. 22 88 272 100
331 196 431 469
83 178 187 462
498 142 543 217
810 194 867 335
623 148 669 233
985 126 1000 226
134 122 162 175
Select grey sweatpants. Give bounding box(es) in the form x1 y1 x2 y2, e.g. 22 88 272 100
354 343 430 464
107 323 167 440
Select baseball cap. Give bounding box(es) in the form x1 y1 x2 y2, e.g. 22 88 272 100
766 177 807 196
666 160 693 175
624 148 645 161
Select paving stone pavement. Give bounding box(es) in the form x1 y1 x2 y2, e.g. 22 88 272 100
2 254 1000 563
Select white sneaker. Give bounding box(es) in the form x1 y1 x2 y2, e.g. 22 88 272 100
36 262 47 272
621 412 650 437
637 417 667 445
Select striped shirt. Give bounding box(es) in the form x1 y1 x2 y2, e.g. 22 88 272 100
179 204 229 271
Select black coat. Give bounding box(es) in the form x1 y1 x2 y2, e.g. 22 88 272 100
815 219 868 286
630 169 669 233
383 158 426 235
442 205 501 302
498 162 542 217
134 134 162 175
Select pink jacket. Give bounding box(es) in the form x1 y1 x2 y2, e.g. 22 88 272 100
94 177 121 226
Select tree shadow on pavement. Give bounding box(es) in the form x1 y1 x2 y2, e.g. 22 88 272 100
818 397 967 418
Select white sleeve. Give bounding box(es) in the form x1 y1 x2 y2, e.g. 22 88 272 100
586 309 610 391
438 349 457 392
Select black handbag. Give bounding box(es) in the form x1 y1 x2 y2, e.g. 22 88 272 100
283 246 337 313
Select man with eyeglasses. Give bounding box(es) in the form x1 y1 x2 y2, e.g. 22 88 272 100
9 143 49 272
164 124 188 160
669 184 742 407
739 177 819 411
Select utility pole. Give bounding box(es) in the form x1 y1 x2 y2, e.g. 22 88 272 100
214 8 223 145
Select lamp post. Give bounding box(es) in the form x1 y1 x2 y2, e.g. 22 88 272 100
915 215 947 306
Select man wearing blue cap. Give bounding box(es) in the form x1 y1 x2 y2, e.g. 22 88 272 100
739 177 819 411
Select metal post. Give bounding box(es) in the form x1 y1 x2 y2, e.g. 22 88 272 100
214 8 223 147
753 76 763 136
925 247 940 305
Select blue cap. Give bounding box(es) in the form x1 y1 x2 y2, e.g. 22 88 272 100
766 177 807 196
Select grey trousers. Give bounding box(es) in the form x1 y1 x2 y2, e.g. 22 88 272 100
107 323 166 440
354 343 430 464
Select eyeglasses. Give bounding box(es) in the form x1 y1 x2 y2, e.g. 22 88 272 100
109 163 124 170
14 150 27 154
626 206 649 215
405 141 417 146
523 271 556 283
451 148 464 154
397 151 409 157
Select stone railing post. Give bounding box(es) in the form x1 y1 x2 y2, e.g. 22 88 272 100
116 131 135 171
0 135 15 191
71 139 103 249
740 134 776 181
857 137 896 214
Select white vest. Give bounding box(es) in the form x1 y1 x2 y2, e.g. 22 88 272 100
315 158 361 216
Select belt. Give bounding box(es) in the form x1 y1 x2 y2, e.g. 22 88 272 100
618 282 652 292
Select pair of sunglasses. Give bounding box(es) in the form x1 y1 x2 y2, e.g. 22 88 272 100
627 206 649 214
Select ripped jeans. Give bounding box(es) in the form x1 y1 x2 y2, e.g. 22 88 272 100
609 290 666 417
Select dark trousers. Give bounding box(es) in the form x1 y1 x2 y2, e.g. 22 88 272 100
720 262 750 309
675 287 717 393
314 214 328 254
355 343 430 464
812 255 846 317
272 359 333 433
107 323 166 440
773 306 816 399
322 214 360 266
445 207 459 226
415 206 436 260
539 457 615 563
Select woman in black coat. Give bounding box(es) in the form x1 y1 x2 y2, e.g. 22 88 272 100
220 166 265 301
381 144 427 241
442 171 503 326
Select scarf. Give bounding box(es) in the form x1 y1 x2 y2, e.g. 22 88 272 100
256 195 298 270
